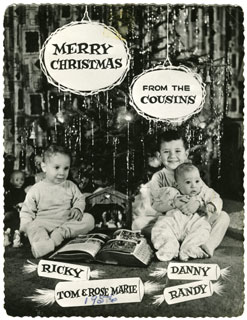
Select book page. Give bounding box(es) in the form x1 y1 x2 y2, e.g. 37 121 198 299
52 234 109 258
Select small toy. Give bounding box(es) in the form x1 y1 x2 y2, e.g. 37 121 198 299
12 230 23 248
4 228 11 247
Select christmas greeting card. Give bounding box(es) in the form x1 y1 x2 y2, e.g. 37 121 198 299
1 0 245 318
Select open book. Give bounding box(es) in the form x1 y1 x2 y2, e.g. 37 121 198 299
49 229 153 267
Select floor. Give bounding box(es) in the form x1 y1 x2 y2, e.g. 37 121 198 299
2 199 245 318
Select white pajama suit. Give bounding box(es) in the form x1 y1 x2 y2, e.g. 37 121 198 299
149 167 230 257
20 180 94 257
151 185 223 261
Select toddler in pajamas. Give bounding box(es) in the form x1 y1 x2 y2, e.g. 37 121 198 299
20 145 95 258
152 163 222 261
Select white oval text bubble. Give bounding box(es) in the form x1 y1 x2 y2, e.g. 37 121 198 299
130 65 206 123
40 21 130 95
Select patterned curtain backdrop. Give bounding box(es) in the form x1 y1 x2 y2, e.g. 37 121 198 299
3 4 244 195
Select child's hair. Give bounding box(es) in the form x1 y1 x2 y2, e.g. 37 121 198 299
43 145 71 162
157 129 188 151
174 163 199 181
10 170 25 180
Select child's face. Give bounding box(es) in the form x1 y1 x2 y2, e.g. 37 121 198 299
176 168 203 196
10 172 25 188
158 139 188 171
41 153 70 184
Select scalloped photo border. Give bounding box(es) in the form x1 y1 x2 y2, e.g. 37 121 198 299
39 20 131 96
129 65 206 124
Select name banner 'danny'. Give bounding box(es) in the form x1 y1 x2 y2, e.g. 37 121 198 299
40 21 130 95
130 65 206 123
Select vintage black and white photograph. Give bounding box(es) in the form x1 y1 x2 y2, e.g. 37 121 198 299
1 0 245 318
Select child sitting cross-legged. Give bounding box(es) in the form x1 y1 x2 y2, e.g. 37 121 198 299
151 163 222 261
19 145 95 258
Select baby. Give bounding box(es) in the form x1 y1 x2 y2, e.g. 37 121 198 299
151 163 223 261
20 145 95 258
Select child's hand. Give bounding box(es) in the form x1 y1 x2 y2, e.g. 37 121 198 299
68 208 84 221
179 198 200 216
19 221 31 233
174 195 190 210
206 203 216 214
15 202 23 211
206 203 218 224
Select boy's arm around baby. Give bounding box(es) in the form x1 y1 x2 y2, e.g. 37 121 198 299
149 169 180 213
150 185 181 213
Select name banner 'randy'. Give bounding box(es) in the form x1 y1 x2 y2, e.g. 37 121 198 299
153 280 224 305
40 21 130 95
130 65 206 123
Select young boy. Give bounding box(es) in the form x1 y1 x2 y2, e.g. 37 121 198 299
20 145 95 258
132 129 230 257
152 163 222 261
